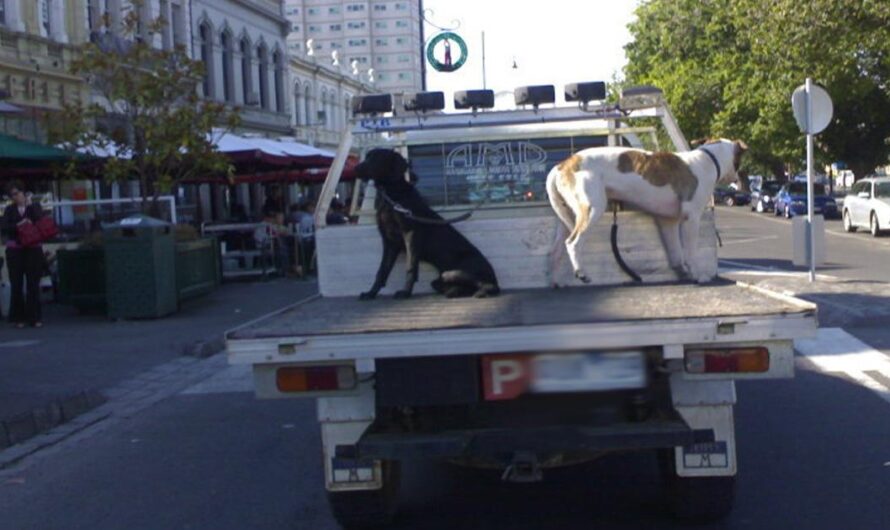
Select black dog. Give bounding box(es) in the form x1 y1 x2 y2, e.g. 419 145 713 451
355 149 500 300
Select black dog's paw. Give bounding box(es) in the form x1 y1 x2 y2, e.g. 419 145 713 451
359 291 377 301
393 290 412 299
430 278 446 294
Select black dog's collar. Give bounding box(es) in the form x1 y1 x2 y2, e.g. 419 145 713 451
698 147 721 180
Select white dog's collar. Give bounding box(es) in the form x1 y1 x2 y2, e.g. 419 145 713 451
698 147 721 179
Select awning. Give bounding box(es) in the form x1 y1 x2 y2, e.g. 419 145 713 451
213 131 337 168
0 133 80 162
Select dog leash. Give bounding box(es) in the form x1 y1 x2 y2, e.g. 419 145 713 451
611 202 643 283
378 190 473 225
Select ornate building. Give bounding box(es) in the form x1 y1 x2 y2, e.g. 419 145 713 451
0 0 89 141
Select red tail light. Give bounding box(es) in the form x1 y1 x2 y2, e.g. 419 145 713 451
276 365 357 392
684 347 770 374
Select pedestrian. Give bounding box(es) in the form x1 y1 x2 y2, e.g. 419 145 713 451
2 182 45 328
297 202 316 275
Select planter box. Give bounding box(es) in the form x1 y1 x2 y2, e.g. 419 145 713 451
56 248 106 313
56 235 220 318
175 237 221 302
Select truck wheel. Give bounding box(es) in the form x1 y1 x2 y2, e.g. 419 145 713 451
659 449 735 521
327 461 401 529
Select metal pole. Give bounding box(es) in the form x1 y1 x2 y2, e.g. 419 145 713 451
481 31 487 89
806 78 816 282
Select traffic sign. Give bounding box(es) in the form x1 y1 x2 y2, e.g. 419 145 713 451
791 83 833 134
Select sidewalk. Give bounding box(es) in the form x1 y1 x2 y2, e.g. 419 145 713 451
0 278 318 445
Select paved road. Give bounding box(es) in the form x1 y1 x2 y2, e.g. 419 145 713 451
715 205 890 282
2 209 890 529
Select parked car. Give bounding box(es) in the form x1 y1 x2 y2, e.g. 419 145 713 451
713 185 750 206
774 182 839 219
842 177 890 237
750 181 783 213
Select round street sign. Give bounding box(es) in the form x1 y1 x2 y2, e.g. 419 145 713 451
791 83 833 134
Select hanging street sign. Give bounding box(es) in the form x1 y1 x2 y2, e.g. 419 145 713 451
427 32 468 73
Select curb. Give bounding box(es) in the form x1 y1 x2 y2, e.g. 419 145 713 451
0 389 107 451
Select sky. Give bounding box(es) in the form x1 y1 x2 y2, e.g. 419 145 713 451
421 0 641 109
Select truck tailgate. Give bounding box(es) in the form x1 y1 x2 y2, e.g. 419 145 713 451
227 280 816 364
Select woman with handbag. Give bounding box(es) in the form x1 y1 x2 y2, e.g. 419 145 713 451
3 182 46 328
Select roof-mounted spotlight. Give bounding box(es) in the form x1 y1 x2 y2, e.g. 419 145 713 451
352 93 393 116
514 85 555 109
454 89 495 111
565 81 607 106
403 91 446 113
619 85 665 110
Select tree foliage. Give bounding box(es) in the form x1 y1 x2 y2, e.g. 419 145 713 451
624 0 890 180
51 2 239 208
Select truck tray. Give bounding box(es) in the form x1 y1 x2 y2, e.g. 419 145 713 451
229 280 813 340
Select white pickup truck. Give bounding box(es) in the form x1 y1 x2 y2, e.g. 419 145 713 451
226 86 817 528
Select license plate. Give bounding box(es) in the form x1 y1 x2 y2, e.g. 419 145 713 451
481 352 647 401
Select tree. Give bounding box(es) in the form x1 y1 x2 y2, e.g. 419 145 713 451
51 3 239 212
624 0 890 181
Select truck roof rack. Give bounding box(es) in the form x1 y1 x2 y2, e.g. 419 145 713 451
316 84 689 227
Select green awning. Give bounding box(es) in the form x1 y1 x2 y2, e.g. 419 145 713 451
0 133 79 162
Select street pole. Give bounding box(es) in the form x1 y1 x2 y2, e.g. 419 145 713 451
806 77 816 282
481 31 487 89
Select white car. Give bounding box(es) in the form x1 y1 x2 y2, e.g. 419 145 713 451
843 177 890 237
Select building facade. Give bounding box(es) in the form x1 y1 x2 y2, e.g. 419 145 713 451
0 0 90 141
284 0 423 94
290 52 374 149
191 0 292 136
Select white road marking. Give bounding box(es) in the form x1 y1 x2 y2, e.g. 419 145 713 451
721 235 779 246
0 340 41 349
718 207 890 247
718 259 841 281
796 328 890 405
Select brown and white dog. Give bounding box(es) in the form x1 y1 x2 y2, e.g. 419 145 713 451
547 139 747 284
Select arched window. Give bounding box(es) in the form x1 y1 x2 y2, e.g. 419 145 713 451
199 22 214 99
240 37 252 105
303 83 312 127
293 81 302 126
257 44 269 110
220 31 234 103
344 95 351 129
273 50 285 114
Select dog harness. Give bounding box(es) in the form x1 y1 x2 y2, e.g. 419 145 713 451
698 146 722 180
378 190 473 225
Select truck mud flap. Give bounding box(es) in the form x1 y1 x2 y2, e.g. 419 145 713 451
338 418 714 461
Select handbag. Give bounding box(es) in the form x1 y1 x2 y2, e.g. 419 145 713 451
16 221 43 247
36 216 59 241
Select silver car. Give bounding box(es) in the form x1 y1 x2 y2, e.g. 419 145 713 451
843 177 890 237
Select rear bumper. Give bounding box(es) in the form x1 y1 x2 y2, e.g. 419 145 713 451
789 203 839 217
339 418 714 461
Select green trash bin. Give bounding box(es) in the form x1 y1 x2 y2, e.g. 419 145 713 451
103 215 177 319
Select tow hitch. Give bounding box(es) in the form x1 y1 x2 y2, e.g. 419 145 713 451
501 451 543 483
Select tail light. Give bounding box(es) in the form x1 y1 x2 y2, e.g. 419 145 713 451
684 347 770 374
276 365 357 393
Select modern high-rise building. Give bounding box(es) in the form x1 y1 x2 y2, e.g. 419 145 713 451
284 0 423 93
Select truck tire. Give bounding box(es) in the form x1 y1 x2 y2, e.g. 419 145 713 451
327 460 401 529
658 449 735 521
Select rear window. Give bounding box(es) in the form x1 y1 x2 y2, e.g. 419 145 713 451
407 136 608 206
789 182 825 195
